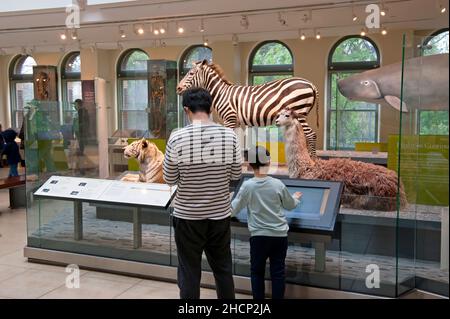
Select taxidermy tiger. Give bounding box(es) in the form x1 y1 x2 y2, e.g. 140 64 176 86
123 139 165 183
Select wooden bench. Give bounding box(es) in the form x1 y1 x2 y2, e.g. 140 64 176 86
0 175 26 209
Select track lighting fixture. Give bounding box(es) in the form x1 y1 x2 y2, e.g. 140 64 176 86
119 26 126 38
351 3 358 22
315 29 321 40
200 19 205 33
134 24 145 35
380 1 388 16
71 29 78 40
360 27 368 36
278 12 287 26
240 15 249 29
299 29 306 41
232 34 239 46
60 31 67 40
176 22 185 34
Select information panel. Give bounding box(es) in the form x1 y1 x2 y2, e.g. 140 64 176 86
232 175 343 233
34 176 176 208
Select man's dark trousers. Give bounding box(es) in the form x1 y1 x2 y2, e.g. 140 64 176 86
173 216 235 299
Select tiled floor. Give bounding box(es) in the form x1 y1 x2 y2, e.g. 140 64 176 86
0 180 251 299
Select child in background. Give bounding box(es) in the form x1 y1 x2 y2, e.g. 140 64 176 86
1 129 22 177
231 146 302 299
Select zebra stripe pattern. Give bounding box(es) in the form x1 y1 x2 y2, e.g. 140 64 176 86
177 60 319 157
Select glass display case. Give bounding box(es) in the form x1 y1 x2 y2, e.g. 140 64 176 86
108 60 178 177
23 35 448 298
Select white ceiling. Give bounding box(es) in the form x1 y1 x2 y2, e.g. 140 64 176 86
0 0 448 53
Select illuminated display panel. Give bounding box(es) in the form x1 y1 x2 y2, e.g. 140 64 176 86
232 174 343 233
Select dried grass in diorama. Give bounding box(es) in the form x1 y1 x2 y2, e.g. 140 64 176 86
275 108 407 211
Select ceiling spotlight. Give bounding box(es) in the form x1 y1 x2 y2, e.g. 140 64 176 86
351 1 358 21
177 22 185 34
71 29 78 40
60 31 67 40
278 12 287 26
360 27 367 36
315 30 321 39
159 24 166 34
203 36 209 46
380 2 388 16
440 4 447 13
119 27 126 38
153 29 159 35
200 19 205 32
134 24 145 35
240 15 249 29
299 29 306 40
381 26 388 35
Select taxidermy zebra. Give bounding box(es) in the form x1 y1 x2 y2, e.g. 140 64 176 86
177 59 320 158
123 139 165 183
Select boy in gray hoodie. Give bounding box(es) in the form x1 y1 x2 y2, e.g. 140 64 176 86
231 146 301 299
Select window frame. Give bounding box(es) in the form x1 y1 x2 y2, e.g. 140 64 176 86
116 49 150 131
61 51 81 112
179 45 213 78
421 28 449 56
327 36 381 150
9 54 37 129
248 40 294 85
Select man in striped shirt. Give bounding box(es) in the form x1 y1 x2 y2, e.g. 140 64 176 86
163 88 242 299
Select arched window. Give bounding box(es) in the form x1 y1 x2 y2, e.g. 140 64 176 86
249 41 293 85
117 49 149 131
327 36 380 150
179 45 212 77
61 52 81 113
422 28 449 56
9 55 37 128
418 28 449 135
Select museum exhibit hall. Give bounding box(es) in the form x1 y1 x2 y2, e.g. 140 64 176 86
0 0 448 302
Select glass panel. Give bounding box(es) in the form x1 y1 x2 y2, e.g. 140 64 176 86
252 42 293 66
65 53 81 73
14 82 34 111
64 81 82 107
252 74 291 85
332 37 378 63
395 33 449 296
121 50 149 72
182 46 212 70
418 110 449 135
328 72 378 150
329 110 377 150
15 56 37 75
423 30 449 56
119 79 148 130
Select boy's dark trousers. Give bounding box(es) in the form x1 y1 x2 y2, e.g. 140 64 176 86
173 216 235 299
250 236 288 299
